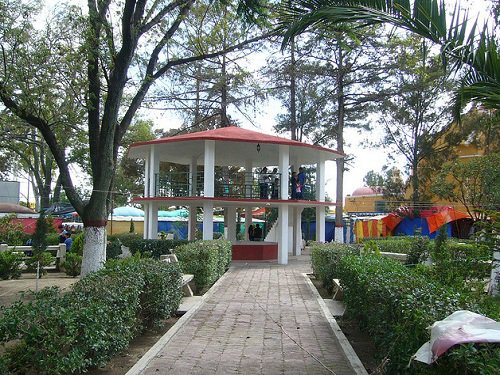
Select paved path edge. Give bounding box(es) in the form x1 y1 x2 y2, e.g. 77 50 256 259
125 269 232 375
302 273 369 375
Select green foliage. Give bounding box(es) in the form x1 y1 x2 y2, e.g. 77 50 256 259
108 233 142 248
175 240 232 293
432 153 500 220
0 257 182 374
0 214 25 245
32 213 49 253
106 238 123 260
128 238 189 259
25 252 54 277
71 233 84 256
337 255 497 374
45 233 61 245
426 227 491 291
310 242 361 292
406 235 431 265
62 253 82 277
0 251 23 280
129 219 135 233
360 237 413 254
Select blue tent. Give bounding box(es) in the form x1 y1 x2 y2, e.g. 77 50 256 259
394 217 451 239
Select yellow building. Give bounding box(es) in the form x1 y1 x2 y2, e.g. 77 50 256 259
344 186 387 213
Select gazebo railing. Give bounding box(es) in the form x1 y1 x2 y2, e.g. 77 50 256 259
153 171 316 200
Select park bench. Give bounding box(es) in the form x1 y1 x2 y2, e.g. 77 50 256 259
159 253 194 297
0 244 67 266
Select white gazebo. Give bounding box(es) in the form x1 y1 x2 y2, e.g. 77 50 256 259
128 126 343 264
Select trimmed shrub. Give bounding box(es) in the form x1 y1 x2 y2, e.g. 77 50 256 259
175 240 232 292
337 255 497 374
71 232 84 256
362 236 414 254
310 242 360 293
25 251 54 277
106 237 123 260
62 253 82 277
128 238 189 258
0 257 182 374
0 250 23 280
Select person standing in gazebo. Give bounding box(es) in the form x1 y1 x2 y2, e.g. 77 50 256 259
259 167 269 199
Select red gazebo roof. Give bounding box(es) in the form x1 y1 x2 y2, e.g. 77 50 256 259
128 126 343 166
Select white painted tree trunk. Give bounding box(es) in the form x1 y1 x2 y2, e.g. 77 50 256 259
334 226 344 243
81 226 107 277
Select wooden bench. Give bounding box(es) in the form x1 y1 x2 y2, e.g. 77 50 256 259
160 254 194 297
332 278 343 301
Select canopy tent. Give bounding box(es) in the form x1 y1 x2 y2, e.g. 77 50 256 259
112 206 144 217
353 207 469 241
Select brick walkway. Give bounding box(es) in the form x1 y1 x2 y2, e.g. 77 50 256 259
129 254 365 375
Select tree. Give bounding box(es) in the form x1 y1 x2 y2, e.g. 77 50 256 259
0 0 270 275
364 166 406 210
279 0 499 116
151 0 270 130
431 153 500 220
267 27 390 239
375 34 454 207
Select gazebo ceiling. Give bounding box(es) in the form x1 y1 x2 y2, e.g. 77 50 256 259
128 126 343 166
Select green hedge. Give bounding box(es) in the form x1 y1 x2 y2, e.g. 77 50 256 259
0 257 182 374
362 236 416 254
128 238 189 258
175 240 232 293
337 255 498 374
310 242 361 292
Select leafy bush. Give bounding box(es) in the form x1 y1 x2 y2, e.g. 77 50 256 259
71 232 84 256
310 242 360 292
429 228 492 291
62 253 82 277
106 237 123 260
362 236 414 254
337 255 497 374
25 251 54 277
109 233 142 248
406 235 431 265
0 251 23 280
46 233 61 245
0 214 25 245
175 240 232 293
0 257 182 374
128 238 189 258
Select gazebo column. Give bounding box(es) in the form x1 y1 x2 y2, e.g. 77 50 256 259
204 140 215 197
278 145 290 263
188 205 197 241
316 156 326 242
279 145 289 201
143 146 159 239
203 202 214 240
293 207 303 255
226 206 237 241
146 202 159 239
202 140 215 240
278 204 289 264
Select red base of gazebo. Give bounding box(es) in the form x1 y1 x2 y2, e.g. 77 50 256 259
232 242 278 261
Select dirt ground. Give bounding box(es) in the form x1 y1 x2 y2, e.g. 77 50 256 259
1 272 379 374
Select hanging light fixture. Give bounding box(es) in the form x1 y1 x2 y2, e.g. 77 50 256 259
256 143 261 153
